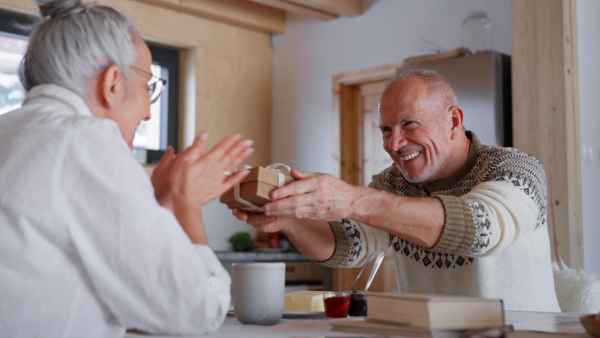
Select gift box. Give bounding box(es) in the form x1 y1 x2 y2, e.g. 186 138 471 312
220 166 294 212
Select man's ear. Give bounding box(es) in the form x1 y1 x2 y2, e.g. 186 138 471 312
449 105 465 139
99 65 122 109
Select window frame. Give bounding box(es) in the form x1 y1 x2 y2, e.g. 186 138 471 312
0 11 30 37
0 12 181 165
0 11 30 117
140 44 180 164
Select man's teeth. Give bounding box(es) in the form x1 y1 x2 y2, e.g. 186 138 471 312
400 152 419 161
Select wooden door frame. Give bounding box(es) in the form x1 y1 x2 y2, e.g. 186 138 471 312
330 62 403 290
332 62 405 183
511 0 581 267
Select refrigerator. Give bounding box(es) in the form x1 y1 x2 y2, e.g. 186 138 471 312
398 51 512 147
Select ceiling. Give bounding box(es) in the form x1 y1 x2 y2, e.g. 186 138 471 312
133 0 370 34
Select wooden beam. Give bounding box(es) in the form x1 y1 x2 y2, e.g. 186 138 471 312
287 0 362 17
511 0 582 267
248 0 338 20
0 1 37 13
133 0 286 34
247 0 363 20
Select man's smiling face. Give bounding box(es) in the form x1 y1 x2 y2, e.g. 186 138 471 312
379 78 454 184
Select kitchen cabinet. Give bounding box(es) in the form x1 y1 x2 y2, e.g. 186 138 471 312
216 251 332 292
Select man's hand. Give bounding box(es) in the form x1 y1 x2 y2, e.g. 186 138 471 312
231 207 296 233
230 169 362 261
231 207 335 262
262 170 364 221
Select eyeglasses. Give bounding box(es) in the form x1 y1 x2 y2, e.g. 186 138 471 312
130 66 167 104
94 63 167 104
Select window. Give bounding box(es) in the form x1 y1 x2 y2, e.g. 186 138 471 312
0 12 180 164
134 44 180 164
0 11 29 116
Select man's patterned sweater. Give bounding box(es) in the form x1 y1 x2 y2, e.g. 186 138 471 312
322 131 560 311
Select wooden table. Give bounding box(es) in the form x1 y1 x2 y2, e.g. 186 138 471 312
126 310 591 338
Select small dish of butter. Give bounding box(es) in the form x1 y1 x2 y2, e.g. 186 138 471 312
283 290 325 318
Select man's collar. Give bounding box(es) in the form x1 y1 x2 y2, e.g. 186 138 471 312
423 130 481 192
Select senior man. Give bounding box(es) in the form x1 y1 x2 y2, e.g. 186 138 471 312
234 69 561 312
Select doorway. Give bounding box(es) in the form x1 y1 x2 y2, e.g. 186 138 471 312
330 62 404 292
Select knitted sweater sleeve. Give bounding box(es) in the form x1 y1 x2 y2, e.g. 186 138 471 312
316 149 547 264
433 151 548 256
316 219 390 268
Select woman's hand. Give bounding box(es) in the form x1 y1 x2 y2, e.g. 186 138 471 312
168 132 254 210
162 132 253 244
151 145 176 210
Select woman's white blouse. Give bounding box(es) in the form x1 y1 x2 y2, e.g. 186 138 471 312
0 84 231 338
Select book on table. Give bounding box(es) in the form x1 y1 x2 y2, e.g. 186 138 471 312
330 292 505 336
329 319 494 337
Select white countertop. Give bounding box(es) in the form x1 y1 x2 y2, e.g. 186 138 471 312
215 251 311 261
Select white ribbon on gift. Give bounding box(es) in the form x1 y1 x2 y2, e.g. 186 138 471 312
233 163 292 212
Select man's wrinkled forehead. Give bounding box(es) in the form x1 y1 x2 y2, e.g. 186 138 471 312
379 78 426 115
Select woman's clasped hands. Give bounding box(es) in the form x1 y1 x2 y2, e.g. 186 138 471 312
152 132 254 212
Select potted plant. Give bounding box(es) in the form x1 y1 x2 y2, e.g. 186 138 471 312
229 232 252 252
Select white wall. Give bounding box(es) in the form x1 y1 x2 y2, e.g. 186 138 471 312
204 199 257 252
577 0 600 272
270 0 599 272
271 0 511 174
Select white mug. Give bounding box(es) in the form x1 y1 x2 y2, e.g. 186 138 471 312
232 262 285 325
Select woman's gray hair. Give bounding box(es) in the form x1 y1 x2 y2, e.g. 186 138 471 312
20 0 139 96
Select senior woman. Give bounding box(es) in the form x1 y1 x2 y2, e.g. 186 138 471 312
0 0 252 337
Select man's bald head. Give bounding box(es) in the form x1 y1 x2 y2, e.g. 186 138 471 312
380 69 458 116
